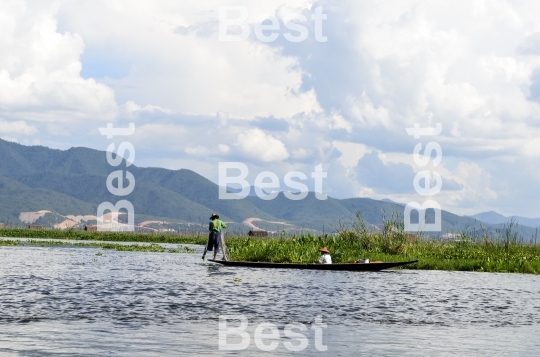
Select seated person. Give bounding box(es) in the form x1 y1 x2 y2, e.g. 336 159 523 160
317 247 332 264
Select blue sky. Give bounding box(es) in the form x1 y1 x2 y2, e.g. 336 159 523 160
1 0 540 217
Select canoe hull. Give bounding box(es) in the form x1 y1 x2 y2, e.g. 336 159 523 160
207 260 418 271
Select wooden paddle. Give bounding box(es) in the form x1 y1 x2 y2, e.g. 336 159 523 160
201 232 210 261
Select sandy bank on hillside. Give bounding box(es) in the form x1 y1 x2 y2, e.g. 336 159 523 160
19 210 51 224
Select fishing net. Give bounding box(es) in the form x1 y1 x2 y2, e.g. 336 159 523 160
220 230 230 261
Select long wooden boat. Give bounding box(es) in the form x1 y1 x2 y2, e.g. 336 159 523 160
207 259 418 271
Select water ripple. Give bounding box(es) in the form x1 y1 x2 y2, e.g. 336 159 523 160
2 246 540 355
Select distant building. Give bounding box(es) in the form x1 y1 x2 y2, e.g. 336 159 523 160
0 223 4 228
248 230 268 237
440 233 461 240
28 225 43 230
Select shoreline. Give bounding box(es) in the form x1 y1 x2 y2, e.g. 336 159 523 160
0 228 208 244
0 234 197 253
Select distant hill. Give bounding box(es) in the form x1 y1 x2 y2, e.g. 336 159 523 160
471 211 540 229
470 211 508 225
0 175 95 224
0 137 538 239
380 198 405 206
0 138 277 227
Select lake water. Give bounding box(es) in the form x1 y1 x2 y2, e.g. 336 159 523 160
1 245 540 356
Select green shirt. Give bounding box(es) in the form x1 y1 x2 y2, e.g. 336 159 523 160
209 219 226 232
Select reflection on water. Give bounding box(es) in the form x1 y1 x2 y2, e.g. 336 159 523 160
1 246 540 356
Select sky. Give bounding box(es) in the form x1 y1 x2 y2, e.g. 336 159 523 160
1 0 540 217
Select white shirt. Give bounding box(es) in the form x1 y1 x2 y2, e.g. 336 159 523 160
318 253 332 264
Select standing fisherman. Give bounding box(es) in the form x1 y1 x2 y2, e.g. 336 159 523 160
202 213 227 261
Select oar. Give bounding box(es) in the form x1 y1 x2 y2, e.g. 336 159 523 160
202 232 210 261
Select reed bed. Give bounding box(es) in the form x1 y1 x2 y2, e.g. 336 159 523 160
225 213 540 274
224 235 540 273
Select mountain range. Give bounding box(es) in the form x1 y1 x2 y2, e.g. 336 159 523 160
0 137 538 239
470 211 540 229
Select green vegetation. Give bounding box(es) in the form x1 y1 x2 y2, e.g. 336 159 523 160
2 213 540 274
0 239 17 246
0 228 208 244
225 234 540 273
0 238 195 254
226 213 540 274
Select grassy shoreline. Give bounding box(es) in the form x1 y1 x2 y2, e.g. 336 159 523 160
0 228 208 244
0 237 196 254
2 225 540 274
226 235 540 274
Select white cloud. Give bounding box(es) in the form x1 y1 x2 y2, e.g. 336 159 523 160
121 100 171 116
0 120 37 135
236 128 289 162
1 137 17 143
57 0 322 119
332 141 369 168
291 148 309 159
0 0 118 123
46 123 71 136
218 144 230 153
185 145 210 157
4 0 540 217
130 123 188 153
